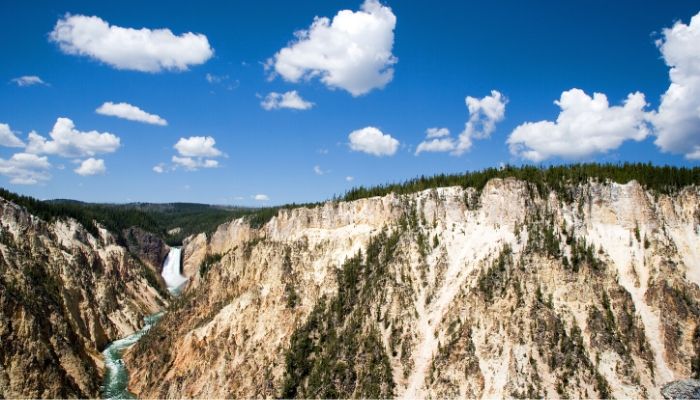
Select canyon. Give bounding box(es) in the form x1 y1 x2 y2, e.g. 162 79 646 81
1 171 699 399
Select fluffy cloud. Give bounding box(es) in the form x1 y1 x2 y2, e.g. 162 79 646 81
456 90 507 155
649 11 700 159
416 127 456 155
415 92 506 156
345 176 354 182
171 156 197 169
507 89 650 162
261 91 314 110
253 194 270 201
153 163 166 173
174 136 222 158
49 14 213 72
267 0 397 96
348 126 399 156
415 138 456 155
74 157 106 176
26 117 120 158
96 102 167 125
171 156 218 171
0 153 51 185
170 136 223 171
425 127 450 138
0 123 26 148
11 76 47 87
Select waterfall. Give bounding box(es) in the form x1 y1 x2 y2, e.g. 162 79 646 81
101 247 188 399
161 247 187 291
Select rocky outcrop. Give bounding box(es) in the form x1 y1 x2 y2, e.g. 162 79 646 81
0 197 168 398
122 226 170 296
122 226 170 272
126 179 700 399
661 379 700 399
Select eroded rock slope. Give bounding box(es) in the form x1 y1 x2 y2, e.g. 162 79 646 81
127 179 700 399
0 197 168 398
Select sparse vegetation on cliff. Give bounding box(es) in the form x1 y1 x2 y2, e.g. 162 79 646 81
199 252 224 277
281 231 399 399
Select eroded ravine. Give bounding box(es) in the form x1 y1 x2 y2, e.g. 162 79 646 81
101 247 187 399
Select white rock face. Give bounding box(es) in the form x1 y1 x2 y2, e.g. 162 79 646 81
127 179 700 399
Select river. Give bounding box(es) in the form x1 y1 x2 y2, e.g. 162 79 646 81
100 247 187 399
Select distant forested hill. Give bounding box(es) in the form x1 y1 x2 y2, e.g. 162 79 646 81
0 189 276 245
44 201 276 245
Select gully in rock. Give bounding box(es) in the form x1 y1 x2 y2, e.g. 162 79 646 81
100 248 187 399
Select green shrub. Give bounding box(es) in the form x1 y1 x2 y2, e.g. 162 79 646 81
199 253 223 277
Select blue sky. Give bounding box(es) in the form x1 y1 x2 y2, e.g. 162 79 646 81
1 0 699 205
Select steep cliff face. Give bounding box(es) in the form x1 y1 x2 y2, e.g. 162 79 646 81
126 179 700 399
0 197 168 398
122 226 170 274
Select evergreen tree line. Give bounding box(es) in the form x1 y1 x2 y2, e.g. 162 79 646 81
342 163 700 201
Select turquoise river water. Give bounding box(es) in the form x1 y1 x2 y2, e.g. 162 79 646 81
100 248 185 399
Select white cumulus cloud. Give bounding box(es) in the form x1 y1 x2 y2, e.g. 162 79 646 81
74 157 106 176
0 153 51 185
507 89 650 162
203 159 219 168
267 0 397 96
170 136 223 171
416 127 456 155
96 102 167 125
415 138 456 155
0 123 26 148
345 176 354 182
261 91 314 110
174 136 222 157
455 90 507 155
26 117 120 158
415 92 506 156
171 156 197 170
348 126 399 156
11 76 48 87
253 194 269 201
649 11 700 159
49 14 213 72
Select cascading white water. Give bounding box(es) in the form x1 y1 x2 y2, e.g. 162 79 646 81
161 247 188 291
101 247 187 399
